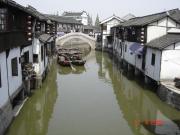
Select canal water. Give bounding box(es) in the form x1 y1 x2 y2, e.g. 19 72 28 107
6 51 180 135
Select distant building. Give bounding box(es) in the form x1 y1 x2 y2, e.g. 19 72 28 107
100 14 124 50
44 14 83 34
62 11 88 25
83 25 100 36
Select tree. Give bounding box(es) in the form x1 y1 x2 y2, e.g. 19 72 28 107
95 14 100 27
88 13 93 26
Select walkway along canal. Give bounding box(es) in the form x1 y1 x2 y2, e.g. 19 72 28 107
5 51 180 135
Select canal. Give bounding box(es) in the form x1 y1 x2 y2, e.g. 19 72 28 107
6 51 180 135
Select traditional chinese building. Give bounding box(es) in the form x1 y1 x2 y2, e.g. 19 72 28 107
100 15 124 51
111 9 180 83
62 11 88 25
0 1 58 134
45 14 83 34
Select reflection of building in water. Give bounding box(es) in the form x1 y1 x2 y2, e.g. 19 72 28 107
95 52 112 83
113 63 180 135
96 53 180 135
6 62 58 135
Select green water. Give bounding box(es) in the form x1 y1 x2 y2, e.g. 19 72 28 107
6 51 180 135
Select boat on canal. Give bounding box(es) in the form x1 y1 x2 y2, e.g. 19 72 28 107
57 48 86 66
70 52 86 66
57 54 72 66
71 59 86 66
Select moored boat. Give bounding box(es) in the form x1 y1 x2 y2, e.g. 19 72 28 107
57 55 71 66
57 47 86 66
70 52 86 66
71 59 86 66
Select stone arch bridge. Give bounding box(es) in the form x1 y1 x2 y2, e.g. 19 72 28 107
56 32 96 49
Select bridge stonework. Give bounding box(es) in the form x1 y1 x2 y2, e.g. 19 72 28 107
56 32 96 49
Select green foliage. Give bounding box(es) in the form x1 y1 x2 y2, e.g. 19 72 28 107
95 14 100 27
88 13 93 26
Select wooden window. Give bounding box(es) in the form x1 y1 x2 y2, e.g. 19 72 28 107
33 54 38 63
24 51 29 63
0 8 7 31
138 54 141 59
11 57 18 76
41 46 44 61
103 25 107 30
41 23 45 32
0 66 1 88
151 53 156 66
125 45 127 52
46 44 49 56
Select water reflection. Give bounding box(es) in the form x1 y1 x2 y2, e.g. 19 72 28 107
58 66 86 75
6 62 58 135
95 52 180 135
95 52 112 83
6 52 180 135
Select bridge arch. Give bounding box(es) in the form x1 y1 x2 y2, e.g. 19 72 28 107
56 32 96 49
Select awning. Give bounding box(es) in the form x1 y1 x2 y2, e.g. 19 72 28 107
129 43 144 55
39 34 54 43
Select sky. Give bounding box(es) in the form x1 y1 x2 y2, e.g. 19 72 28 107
15 0 180 23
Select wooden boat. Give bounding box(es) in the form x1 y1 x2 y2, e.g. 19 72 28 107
59 60 71 66
71 59 86 66
57 55 71 66
69 53 86 66
70 54 81 60
57 47 86 66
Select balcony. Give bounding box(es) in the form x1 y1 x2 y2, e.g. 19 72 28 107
0 30 31 52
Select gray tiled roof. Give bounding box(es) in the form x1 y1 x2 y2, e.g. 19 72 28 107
170 10 180 23
2 1 58 22
44 14 82 25
2 1 52 21
122 13 136 21
39 34 53 43
100 15 124 24
62 12 83 16
26 6 47 21
122 9 180 27
145 34 180 50
83 25 95 29
83 25 100 32
1 0 32 15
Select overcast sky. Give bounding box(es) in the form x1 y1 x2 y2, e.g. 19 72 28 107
15 0 180 22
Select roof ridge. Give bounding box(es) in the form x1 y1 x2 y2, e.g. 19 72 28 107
146 33 180 50
101 15 123 24
44 14 82 24
27 5 37 11
63 11 84 14
129 8 179 21
64 11 82 13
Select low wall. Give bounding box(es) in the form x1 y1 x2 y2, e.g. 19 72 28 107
157 84 180 110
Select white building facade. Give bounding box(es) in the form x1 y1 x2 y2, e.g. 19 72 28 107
100 15 124 50
62 11 88 25
145 34 180 82
110 9 180 83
